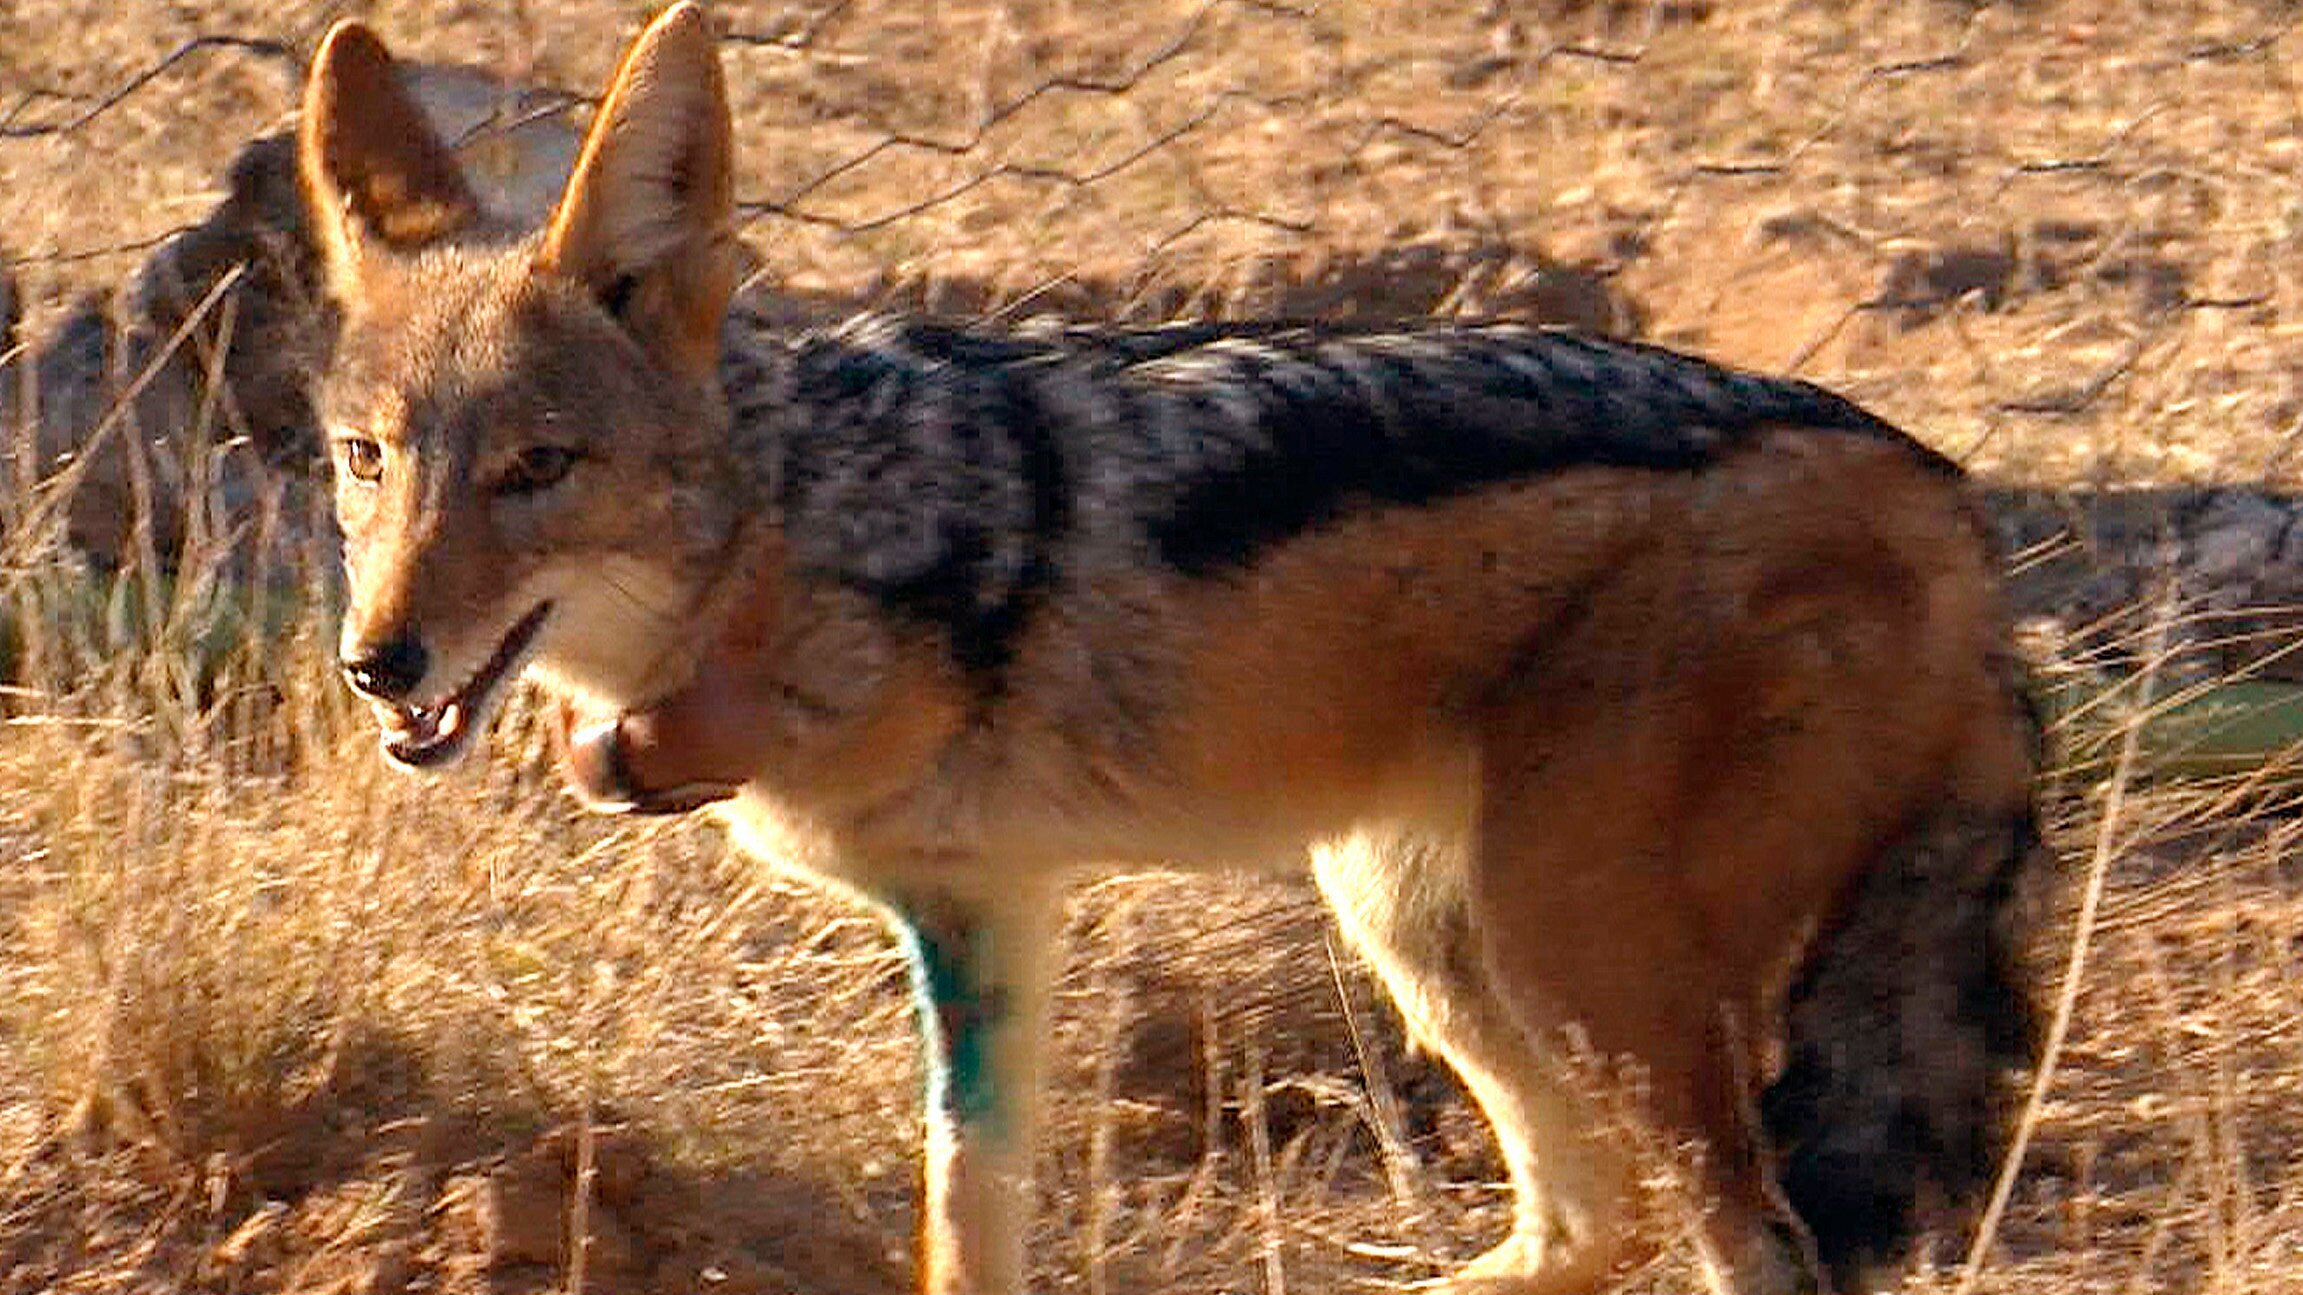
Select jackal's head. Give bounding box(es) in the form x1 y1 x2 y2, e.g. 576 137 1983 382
299 3 746 767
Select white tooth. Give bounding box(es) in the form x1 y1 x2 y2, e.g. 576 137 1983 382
572 719 621 750
438 702 463 739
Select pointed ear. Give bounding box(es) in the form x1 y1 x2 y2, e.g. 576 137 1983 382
299 21 482 296
538 2 736 378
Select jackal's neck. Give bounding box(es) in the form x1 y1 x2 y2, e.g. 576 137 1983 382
717 309 1072 687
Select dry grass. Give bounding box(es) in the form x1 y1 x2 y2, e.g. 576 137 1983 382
5 1 2303 1291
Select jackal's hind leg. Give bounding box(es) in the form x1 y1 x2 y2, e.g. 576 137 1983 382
1460 666 1860 1295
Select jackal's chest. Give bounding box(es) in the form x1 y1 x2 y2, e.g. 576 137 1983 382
706 698 1480 893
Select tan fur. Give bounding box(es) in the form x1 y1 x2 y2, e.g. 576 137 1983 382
537 4 739 379
301 9 2041 1293
300 24 483 294
702 438 2030 1292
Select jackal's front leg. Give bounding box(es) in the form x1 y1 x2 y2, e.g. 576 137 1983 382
888 883 1063 1295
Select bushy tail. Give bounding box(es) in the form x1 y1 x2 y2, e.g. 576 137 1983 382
1760 789 2045 1290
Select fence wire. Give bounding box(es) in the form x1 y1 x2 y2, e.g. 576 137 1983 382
9 11 2303 1294
3 0 2301 489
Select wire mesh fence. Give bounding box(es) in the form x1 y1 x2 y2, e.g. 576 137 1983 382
5 1 2300 476
5 7 2303 1294
9 0 2303 702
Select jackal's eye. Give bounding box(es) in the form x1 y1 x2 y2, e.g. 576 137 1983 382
496 445 580 497
335 436 384 485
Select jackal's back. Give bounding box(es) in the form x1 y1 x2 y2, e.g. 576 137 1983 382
717 305 1960 683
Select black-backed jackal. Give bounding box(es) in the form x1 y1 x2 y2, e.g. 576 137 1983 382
299 6 2043 1291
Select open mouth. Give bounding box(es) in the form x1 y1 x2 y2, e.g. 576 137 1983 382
375 602 554 769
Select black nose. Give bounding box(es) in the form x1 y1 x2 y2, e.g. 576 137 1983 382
341 636 428 701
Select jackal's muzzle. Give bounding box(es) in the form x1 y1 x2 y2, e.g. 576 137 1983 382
342 601 555 768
